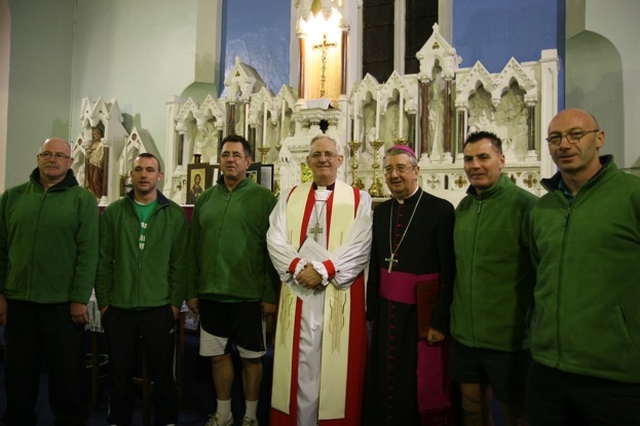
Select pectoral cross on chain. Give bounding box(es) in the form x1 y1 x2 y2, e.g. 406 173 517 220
385 253 398 273
310 222 323 242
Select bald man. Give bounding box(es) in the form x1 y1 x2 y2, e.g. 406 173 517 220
528 109 640 424
0 138 99 426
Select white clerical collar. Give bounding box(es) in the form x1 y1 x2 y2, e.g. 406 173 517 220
395 186 420 205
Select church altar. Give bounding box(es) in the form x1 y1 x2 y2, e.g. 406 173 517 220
71 22 558 208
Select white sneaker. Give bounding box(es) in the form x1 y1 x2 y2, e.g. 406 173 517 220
241 416 259 426
205 413 234 426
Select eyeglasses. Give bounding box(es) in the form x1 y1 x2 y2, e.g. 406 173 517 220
545 129 599 146
384 164 415 175
220 152 245 159
38 152 71 161
309 151 339 159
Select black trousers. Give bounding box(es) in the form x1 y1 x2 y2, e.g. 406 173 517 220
103 305 178 426
527 361 640 425
2 300 89 426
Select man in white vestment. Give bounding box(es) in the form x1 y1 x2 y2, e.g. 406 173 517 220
267 135 372 426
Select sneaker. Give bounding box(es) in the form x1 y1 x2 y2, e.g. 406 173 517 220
241 417 259 426
205 413 234 426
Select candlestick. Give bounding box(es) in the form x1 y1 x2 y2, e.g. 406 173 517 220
347 140 362 187
258 145 271 163
369 139 385 197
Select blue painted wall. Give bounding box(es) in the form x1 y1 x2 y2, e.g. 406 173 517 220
453 0 565 107
220 0 291 95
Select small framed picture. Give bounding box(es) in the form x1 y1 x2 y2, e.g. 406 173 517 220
186 163 214 204
248 162 262 185
260 164 274 192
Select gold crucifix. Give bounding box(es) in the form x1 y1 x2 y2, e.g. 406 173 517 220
312 34 337 98
310 222 324 241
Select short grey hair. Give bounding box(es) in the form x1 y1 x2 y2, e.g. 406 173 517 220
309 134 343 155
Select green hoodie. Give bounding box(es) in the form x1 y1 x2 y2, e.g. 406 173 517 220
530 155 640 383
95 190 188 310
0 168 98 304
187 176 279 304
451 175 537 351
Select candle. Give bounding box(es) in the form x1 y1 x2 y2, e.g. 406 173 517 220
353 95 359 141
398 90 404 139
263 101 268 146
281 99 286 141
375 93 380 140
244 102 249 138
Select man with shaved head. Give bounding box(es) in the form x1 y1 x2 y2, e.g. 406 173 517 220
528 109 640 424
0 137 99 425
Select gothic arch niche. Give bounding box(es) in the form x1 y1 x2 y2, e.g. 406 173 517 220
566 31 623 164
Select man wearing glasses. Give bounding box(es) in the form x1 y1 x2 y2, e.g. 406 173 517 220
267 135 372 426
528 108 640 424
0 137 99 425
364 145 456 425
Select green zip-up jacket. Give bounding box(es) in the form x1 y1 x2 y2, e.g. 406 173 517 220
95 190 188 310
530 155 640 383
0 168 98 304
451 175 537 351
187 176 279 304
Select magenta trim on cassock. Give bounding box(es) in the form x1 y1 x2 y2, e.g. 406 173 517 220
379 268 439 304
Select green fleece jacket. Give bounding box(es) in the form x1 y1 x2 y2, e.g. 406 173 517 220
187 176 279 304
530 155 640 383
95 190 188 310
451 175 537 351
0 168 98 304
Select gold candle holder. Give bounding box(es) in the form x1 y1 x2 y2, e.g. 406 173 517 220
394 137 407 145
273 144 282 196
258 145 271 163
347 140 362 187
368 139 385 197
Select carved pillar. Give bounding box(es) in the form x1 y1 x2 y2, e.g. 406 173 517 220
102 147 109 198
228 103 236 136
420 80 430 156
527 105 536 151
444 79 452 154
299 36 307 99
177 133 185 166
341 31 348 96
457 109 466 156
525 104 538 162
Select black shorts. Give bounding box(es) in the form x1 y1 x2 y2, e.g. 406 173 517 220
199 299 265 354
449 337 531 403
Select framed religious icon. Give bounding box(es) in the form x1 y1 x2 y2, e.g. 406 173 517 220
186 163 214 204
248 162 261 185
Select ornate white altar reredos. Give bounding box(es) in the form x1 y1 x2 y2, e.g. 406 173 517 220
162 23 558 206
72 97 153 204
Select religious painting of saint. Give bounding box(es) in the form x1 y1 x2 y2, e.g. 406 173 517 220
186 163 214 204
